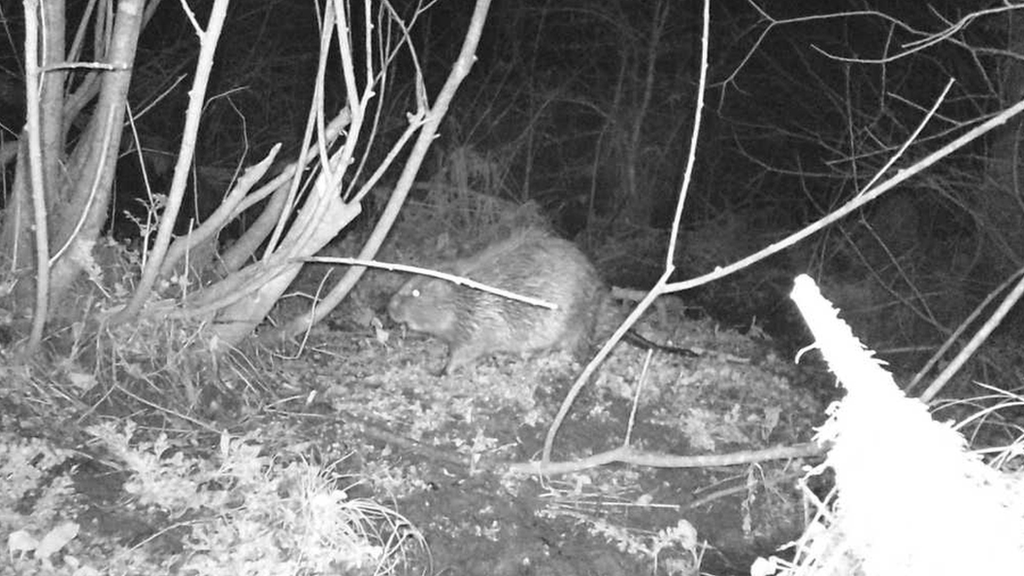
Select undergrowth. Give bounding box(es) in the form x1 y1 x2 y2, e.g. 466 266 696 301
2 421 422 576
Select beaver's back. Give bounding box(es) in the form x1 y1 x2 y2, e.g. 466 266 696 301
388 228 606 373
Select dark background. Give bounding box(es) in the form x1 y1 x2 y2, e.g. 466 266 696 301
1 0 1017 368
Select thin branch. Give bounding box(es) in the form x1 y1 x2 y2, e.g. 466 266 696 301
921 268 1024 403
907 269 1024 394
665 0 710 267
543 0 711 466
113 0 230 323
49 108 116 265
721 2 927 91
267 0 492 341
24 0 50 353
814 4 1024 65
660 79 961 294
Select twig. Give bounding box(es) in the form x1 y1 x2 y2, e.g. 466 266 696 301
722 2 925 94
920 266 1024 403
661 78 956 295
665 0 709 268
813 4 1020 66
624 348 655 447
907 269 1024 394
286 409 822 478
304 256 557 309
512 444 822 476
543 0 712 466
685 468 805 510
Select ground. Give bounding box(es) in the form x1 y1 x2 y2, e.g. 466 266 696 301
1 286 829 576
259 298 825 576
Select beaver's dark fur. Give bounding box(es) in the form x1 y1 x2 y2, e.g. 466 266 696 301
388 228 606 373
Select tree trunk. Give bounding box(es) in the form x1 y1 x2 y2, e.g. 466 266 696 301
0 143 36 307
47 0 144 315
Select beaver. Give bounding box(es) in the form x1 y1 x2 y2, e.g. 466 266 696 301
387 228 606 374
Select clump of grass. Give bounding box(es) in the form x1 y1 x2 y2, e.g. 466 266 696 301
2 422 423 576
89 421 424 575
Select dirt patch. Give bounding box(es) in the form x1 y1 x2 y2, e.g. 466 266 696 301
266 305 825 575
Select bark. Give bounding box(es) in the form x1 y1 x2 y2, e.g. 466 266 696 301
0 143 35 307
48 0 144 313
40 0 66 209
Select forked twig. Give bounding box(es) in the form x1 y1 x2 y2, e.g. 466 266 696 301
542 0 711 466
